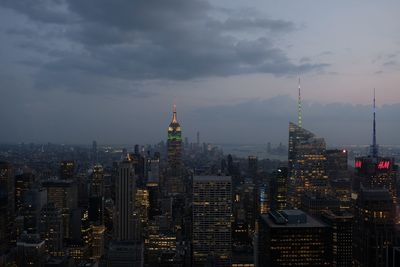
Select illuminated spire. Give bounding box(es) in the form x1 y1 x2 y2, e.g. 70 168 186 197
298 77 302 128
172 103 178 123
371 88 378 157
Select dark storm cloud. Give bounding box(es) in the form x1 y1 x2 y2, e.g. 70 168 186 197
207 17 296 32
0 0 73 24
0 0 328 94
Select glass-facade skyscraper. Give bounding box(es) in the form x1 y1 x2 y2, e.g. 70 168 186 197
288 122 328 208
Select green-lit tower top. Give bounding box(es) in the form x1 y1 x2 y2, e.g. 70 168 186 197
168 104 182 141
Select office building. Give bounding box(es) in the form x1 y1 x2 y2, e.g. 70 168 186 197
89 164 104 224
114 154 137 241
353 187 394 267
192 176 232 267
42 179 78 239
60 161 75 180
16 233 46 267
257 210 331 267
0 162 15 254
269 167 287 211
288 123 328 208
107 241 144 267
321 211 353 267
40 203 64 256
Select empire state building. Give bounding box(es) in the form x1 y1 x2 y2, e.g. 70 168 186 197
167 104 182 175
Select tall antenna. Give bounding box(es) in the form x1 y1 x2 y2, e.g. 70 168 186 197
298 77 302 128
371 88 378 157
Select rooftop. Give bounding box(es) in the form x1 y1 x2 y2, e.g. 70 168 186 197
193 175 231 182
262 209 327 228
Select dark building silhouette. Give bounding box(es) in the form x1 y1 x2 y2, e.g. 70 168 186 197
321 211 353 267
88 164 104 224
60 161 75 180
0 162 14 261
352 92 397 267
40 203 64 257
353 187 394 267
17 232 46 267
15 172 34 213
257 210 331 267
114 154 138 241
269 167 287 211
247 156 258 178
42 179 78 240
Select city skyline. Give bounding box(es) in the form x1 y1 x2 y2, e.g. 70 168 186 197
0 1 400 144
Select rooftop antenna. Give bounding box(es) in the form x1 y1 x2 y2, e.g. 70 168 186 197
371 88 378 157
298 77 302 128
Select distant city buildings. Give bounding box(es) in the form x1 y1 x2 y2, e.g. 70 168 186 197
0 92 399 267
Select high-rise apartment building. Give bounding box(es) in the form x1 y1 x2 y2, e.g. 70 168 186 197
192 176 232 267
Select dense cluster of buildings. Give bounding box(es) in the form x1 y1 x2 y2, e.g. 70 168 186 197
0 91 400 267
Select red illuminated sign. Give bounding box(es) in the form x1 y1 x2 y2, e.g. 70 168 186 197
377 161 390 170
355 160 362 168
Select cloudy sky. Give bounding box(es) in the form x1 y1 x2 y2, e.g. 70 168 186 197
0 0 399 146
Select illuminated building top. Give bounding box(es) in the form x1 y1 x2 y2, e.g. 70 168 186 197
168 104 181 141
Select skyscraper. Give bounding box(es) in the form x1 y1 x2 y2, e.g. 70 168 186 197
192 176 232 267
167 104 182 174
269 167 287 211
287 123 328 208
0 162 14 257
247 156 258 179
88 164 104 224
166 104 184 194
326 149 352 211
353 187 394 267
352 91 396 267
42 179 78 240
353 91 397 204
321 211 353 267
114 154 137 241
88 164 106 260
40 203 64 257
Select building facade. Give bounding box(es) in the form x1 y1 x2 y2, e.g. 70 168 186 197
192 176 232 267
